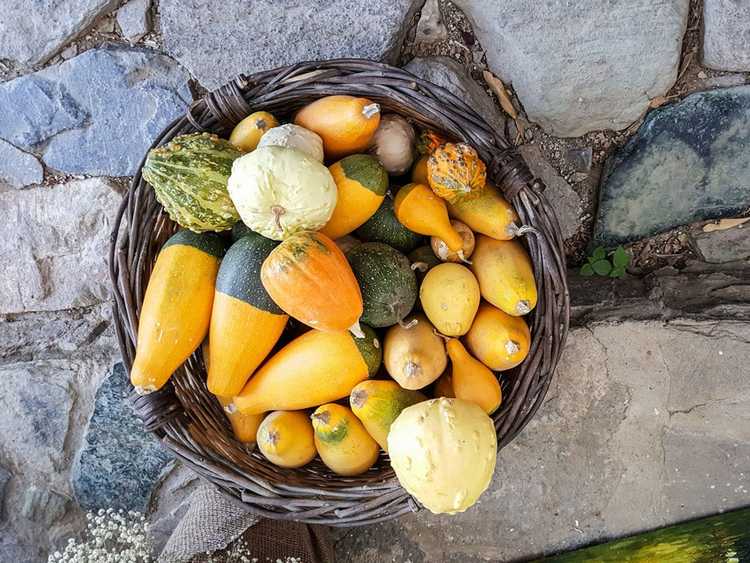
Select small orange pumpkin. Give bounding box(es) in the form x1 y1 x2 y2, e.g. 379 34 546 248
261 231 364 335
416 129 448 155
427 143 487 204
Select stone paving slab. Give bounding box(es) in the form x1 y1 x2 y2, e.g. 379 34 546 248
335 319 750 562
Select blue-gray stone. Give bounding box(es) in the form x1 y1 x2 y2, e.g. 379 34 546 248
0 465 10 518
0 47 191 177
20 486 69 526
117 0 152 41
594 86 750 245
72 363 172 512
0 139 44 188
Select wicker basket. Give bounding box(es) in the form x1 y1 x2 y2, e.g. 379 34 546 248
109 59 570 526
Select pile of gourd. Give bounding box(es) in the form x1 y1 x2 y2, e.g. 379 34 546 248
132 95 536 515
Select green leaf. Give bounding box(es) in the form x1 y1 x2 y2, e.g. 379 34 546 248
610 266 626 278
612 246 630 268
592 246 607 261
592 259 612 276
580 263 594 276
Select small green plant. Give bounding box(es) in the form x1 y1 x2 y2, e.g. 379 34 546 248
580 245 630 278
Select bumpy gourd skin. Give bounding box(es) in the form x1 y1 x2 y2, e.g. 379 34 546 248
388 398 497 514
427 142 487 204
227 146 337 240
257 123 324 162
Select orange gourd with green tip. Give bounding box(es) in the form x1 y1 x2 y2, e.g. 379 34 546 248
261 231 364 335
427 143 487 204
295 95 381 159
130 230 224 393
207 233 288 397
394 183 464 252
234 325 381 414
446 338 502 414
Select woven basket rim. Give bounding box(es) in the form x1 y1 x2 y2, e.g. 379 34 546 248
109 58 570 526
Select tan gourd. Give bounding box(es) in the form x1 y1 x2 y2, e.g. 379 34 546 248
430 220 475 263
446 338 502 414
393 183 464 252
383 313 447 389
465 302 530 370
256 411 317 469
419 263 480 337
471 235 537 316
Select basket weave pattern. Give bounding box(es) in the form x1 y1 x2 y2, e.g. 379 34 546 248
109 59 570 526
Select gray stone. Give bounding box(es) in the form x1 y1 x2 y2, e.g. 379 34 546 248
0 0 117 65
0 47 192 176
0 465 10 518
520 144 582 240
0 178 122 314
414 0 447 45
0 140 44 189
453 0 689 136
594 86 750 245
20 487 69 527
0 305 115 361
336 320 750 562
117 0 151 41
0 533 39 563
0 361 76 473
404 57 505 132
703 0 750 71
160 0 420 89
73 363 172 512
693 224 750 264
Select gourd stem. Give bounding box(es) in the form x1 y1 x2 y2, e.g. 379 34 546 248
398 318 419 330
224 402 237 414
505 340 521 355
514 224 540 238
432 328 449 342
349 321 365 339
362 103 381 119
271 205 286 233
516 300 531 315
457 250 473 265
411 261 429 272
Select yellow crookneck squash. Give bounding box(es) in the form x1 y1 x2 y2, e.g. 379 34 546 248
130 230 224 393
207 232 289 397
393 183 464 253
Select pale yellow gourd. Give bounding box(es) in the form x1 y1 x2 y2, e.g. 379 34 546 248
229 111 279 152
471 235 537 316
388 398 497 514
447 186 519 241
465 302 531 370
383 313 447 389
419 263 480 337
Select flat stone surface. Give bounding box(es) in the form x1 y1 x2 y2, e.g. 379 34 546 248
117 0 151 41
520 144 582 240
0 361 77 474
72 363 172 512
0 0 117 65
0 47 191 176
0 140 43 189
453 0 689 136
0 305 115 361
414 0 448 45
405 56 504 132
19 487 69 527
692 224 750 264
0 178 122 314
0 465 10 519
335 320 750 562
160 0 420 89
703 0 750 71
594 86 750 245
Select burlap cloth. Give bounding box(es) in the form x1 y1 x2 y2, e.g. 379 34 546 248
158 484 335 562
